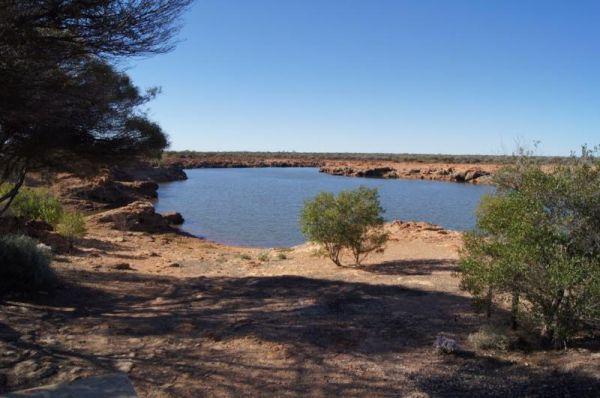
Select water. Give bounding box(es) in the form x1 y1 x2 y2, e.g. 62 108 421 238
155 167 494 247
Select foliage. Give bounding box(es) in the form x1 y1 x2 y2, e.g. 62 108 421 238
468 326 511 351
0 0 191 215
300 187 389 266
164 150 569 165
0 235 56 294
1 185 87 243
459 147 600 347
0 186 63 226
56 212 87 247
258 252 270 262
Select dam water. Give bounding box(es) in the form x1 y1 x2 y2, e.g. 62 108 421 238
155 167 493 247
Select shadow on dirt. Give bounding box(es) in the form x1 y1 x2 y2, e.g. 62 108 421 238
1 269 598 396
360 258 458 275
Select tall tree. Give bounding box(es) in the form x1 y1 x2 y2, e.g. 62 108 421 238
0 0 192 213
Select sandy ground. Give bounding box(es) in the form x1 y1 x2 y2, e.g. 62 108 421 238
1 220 599 397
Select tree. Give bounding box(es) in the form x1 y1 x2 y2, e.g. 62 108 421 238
0 0 192 215
459 148 600 347
300 187 389 266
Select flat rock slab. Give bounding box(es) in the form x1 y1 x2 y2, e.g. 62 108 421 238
3 373 137 398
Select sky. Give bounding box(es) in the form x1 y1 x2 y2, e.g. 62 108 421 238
127 0 600 155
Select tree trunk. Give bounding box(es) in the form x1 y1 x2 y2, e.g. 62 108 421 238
0 169 26 217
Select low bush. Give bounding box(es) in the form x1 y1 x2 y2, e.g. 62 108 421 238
1 186 63 226
0 234 57 294
258 252 269 262
56 212 87 248
1 185 87 244
468 326 511 351
300 187 389 266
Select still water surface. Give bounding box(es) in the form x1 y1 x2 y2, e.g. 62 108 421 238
156 168 493 247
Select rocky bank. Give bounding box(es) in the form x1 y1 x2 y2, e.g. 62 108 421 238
162 154 499 184
319 162 498 184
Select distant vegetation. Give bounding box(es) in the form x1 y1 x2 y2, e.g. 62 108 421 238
300 187 389 266
164 150 569 165
459 148 600 348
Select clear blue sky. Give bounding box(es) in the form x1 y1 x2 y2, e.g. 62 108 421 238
128 0 600 155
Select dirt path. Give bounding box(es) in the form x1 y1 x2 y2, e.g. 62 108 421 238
1 222 599 397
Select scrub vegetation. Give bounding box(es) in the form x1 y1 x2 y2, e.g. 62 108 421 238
163 150 569 165
459 147 600 347
0 234 56 294
300 187 389 266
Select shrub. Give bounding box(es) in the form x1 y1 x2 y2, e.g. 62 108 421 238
468 326 511 351
1 185 87 244
1 186 63 226
459 147 600 347
0 235 57 294
239 253 252 260
56 212 87 248
258 252 269 262
277 252 288 260
300 187 389 266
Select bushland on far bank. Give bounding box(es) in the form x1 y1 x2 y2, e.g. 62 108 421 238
459 146 600 348
300 187 389 266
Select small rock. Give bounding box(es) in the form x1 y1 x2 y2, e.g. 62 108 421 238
168 262 181 268
434 335 460 354
162 212 185 225
36 243 53 254
19 333 35 343
111 262 133 271
115 360 134 373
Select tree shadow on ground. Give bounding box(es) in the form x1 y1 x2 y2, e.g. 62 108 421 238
1 270 598 397
360 258 458 275
413 353 600 398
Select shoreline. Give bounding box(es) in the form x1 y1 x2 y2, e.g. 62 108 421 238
2 162 599 396
161 154 500 184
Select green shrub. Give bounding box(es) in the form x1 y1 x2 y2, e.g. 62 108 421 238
1 186 63 226
468 326 511 351
239 253 252 260
56 212 87 248
0 235 57 294
277 252 287 260
1 185 87 244
258 252 269 262
459 147 600 347
300 187 389 266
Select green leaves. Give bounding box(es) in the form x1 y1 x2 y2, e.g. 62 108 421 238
460 149 600 346
300 187 388 266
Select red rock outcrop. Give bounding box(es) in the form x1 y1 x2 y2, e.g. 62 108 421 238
319 163 495 184
91 201 174 233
